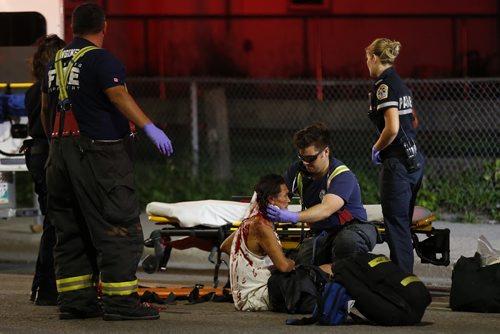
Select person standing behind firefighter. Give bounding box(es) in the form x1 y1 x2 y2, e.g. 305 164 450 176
41 3 173 320
365 38 425 274
23 34 66 306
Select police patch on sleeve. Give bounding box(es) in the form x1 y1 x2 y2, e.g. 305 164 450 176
376 84 389 100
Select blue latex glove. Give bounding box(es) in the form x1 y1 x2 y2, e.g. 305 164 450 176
143 123 173 156
371 146 382 165
266 205 299 223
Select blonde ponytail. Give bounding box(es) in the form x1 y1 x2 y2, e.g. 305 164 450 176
366 38 402 65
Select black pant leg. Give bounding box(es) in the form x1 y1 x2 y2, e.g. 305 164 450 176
71 137 143 311
46 138 99 311
26 142 57 300
380 158 415 274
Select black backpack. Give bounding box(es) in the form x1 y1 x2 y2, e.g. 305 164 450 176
267 264 328 314
450 252 500 312
333 253 431 326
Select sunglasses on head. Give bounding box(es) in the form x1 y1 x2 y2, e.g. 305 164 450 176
298 147 326 163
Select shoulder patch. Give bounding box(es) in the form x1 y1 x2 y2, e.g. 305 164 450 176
376 84 389 100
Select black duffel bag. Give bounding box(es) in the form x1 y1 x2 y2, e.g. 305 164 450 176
334 253 431 326
450 252 500 312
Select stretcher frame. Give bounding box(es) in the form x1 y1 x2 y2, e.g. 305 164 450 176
142 203 450 288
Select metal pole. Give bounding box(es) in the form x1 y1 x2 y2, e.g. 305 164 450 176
190 81 199 176
314 19 324 101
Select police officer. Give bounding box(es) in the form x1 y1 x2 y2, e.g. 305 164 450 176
41 3 172 320
266 123 378 266
365 38 425 274
23 34 66 306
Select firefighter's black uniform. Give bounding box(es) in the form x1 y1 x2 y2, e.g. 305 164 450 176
43 37 144 317
368 67 425 274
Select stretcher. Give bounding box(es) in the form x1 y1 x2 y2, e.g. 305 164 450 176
142 200 450 287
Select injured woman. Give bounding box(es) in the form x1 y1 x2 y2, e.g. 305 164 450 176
220 174 295 311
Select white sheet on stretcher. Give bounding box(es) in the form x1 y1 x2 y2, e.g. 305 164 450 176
147 200 257 228
146 200 388 228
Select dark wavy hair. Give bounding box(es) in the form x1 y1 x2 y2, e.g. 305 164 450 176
72 3 106 36
292 122 331 150
254 174 286 212
32 34 66 83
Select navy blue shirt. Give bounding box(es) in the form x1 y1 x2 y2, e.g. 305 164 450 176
285 158 367 231
368 67 417 158
42 37 128 140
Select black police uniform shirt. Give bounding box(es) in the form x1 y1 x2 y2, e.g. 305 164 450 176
368 67 416 158
42 37 128 140
25 82 45 139
285 157 367 231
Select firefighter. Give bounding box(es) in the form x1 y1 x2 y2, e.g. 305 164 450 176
41 3 172 320
365 38 425 274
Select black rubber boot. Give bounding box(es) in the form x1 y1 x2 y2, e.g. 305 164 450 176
59 306 102 320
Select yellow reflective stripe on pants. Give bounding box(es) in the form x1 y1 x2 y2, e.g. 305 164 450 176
101 279 138 296
56 274 93 293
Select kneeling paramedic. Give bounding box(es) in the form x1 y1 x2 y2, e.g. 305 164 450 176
266 123 378 266
41 3 173 320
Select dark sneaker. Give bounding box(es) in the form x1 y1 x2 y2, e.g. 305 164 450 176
59 307 102 320
102 303 160 321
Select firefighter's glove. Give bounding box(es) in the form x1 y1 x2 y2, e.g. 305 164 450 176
371 146 382 166
266 205 298 223
144 123 173 156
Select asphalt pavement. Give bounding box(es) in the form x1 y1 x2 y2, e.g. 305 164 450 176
0 213 499 333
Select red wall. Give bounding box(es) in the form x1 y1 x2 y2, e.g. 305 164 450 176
64 0 499 78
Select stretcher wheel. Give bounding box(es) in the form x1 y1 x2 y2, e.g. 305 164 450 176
142 255 158 274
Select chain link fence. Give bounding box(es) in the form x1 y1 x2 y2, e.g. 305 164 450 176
128 78 499 215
